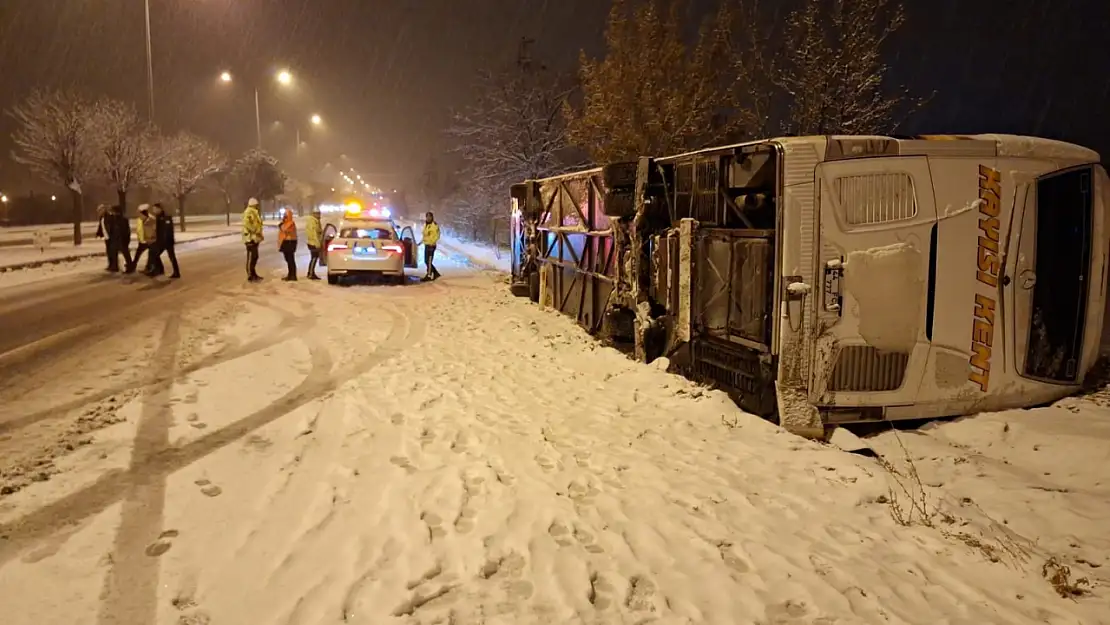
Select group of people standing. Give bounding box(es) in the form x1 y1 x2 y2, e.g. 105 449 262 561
95 202 180 277
239 198 443 283
240 197 322 282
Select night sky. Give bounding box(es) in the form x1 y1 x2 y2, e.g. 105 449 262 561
0 0 1108 195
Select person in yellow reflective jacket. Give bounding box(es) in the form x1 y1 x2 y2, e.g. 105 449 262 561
305 207 322 280
421 211 442 281
242 198 265 281
127 204 157 274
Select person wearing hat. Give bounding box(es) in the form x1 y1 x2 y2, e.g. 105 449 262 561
127 204 157 274
242 197 265 281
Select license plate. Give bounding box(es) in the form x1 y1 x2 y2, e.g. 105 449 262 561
354 247 376 255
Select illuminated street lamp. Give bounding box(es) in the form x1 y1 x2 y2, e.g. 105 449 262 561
1 194 8 203
218 69 296 149
311 114 322 125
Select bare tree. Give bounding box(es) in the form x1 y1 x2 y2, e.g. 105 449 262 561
773 0 923 135
8 89 94 244
233 149 286 210
210 166 236 226
85 97 161 212
706 0 777 140
156 131 226 232
278 178 313 216
564 0 735 163
446 38 575 239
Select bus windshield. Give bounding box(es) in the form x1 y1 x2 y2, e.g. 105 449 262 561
1025 166 1095 382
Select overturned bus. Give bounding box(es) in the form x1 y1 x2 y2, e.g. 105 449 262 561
508 134 1109 437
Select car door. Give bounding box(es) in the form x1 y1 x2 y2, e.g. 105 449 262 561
399 225 418 269
320 223 337 267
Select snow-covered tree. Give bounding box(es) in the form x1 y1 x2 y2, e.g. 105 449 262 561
704 0 776 140
209 166 236 226
277 178 313 216
156 131 226 231
564 0 735 163
233 148 285 205
8 89 94 244
85 97 161 212
446 38 575 239
773 0 922 135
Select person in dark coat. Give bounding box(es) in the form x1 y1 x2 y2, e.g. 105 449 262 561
98 204 133 272
151 203 180 278
95 204 113 271
109 204 133 272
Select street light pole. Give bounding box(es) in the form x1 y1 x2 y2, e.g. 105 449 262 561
254 88 262 149
144 0 155 120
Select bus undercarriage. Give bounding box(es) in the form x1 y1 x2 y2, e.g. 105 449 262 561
510 142 783 420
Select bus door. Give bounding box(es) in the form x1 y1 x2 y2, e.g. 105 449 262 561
810 157 938 406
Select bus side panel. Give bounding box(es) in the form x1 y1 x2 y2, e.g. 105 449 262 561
918 156 1001 408
774 138 825 435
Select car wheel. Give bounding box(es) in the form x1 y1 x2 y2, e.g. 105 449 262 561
396 273 407 286
327 274 338 285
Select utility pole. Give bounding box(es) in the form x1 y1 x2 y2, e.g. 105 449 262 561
144 0 155 120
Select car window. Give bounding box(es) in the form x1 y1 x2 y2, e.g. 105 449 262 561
340 227 394 240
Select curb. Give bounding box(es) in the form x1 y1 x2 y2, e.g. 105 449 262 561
0 228 271 273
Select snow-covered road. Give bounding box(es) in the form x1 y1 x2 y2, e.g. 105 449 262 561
0 240 1107 624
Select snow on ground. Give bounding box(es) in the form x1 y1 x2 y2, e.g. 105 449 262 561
437 227 511 272
0 220 286 288
0 246 1108 624
0 223 239 267
866 399 1110 603
0 215 230 242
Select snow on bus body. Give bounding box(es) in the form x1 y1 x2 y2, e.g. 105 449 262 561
784 134 1109 432
318 202 418 285
509 133 1110 437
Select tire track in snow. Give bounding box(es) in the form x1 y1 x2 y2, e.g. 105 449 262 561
0 253 246 397
0 294 310 436
0 303 422 566
96 312 181 625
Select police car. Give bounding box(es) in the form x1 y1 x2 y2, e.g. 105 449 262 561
319 202 418 285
